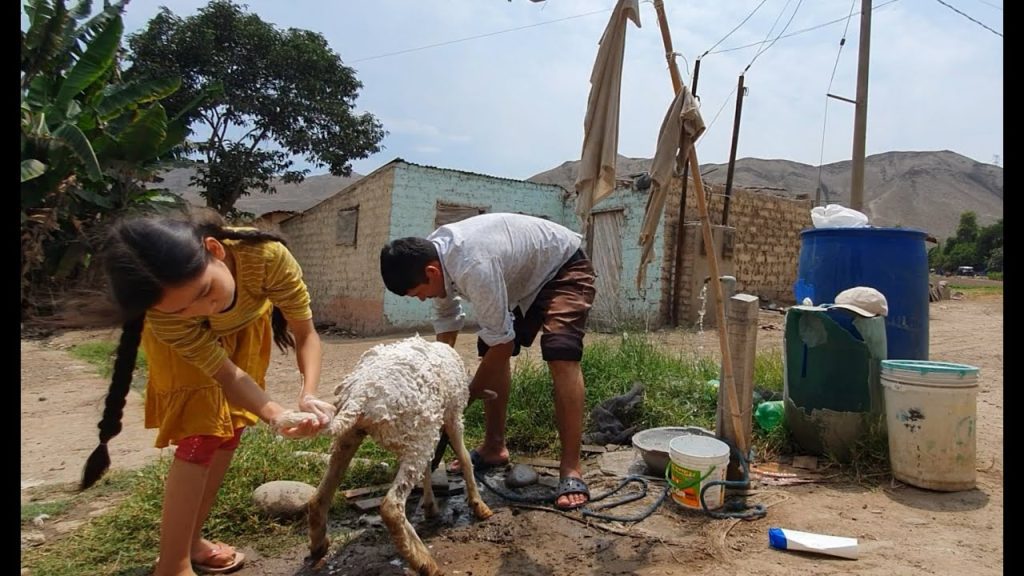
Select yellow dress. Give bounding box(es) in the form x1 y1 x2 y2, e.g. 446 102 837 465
141 238 312 448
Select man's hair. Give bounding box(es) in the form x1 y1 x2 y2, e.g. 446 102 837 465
379 237 439 296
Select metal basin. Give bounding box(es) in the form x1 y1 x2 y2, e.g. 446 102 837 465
631 426 715 476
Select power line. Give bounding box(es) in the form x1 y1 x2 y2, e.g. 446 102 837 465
967 0 1002 11
827 0 858 91
697 83 740 146
933 0 1002 37
746 0 804 72
710 0 901 55
750 0 794 66
816 0 858 205
700 0 770 58
348 7 614 64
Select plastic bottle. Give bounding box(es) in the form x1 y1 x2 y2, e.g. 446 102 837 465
754 400 784 432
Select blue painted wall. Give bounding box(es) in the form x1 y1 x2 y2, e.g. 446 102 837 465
588 187 667 324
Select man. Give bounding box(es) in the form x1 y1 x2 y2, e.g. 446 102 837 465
379 213 597 510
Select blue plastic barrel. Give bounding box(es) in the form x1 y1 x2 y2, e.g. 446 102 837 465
794 227 930 360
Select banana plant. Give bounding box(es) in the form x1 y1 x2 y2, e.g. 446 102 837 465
20 0 213 315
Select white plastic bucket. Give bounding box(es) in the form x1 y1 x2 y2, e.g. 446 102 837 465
666 435 730 510
881 360 980 491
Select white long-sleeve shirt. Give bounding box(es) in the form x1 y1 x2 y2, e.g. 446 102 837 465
429 213 582 346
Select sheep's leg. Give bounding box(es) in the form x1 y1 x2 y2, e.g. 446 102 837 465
308 428 364 563
445 415 494 521
420 463 439 518
381 444 442 576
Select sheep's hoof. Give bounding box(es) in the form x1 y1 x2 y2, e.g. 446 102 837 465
471 501 494 520
422 502 441 518
307 537 331 564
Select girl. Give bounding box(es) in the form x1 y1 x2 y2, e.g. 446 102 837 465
79 211 335 576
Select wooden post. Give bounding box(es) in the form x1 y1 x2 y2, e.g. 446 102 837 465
850 0 872 210
722 73 746 227
717 293 758 480
670 59 700 327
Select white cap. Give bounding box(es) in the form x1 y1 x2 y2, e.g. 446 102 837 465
830 286 888 317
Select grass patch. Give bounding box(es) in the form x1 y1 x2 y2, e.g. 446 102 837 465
21 499 75 524
462 332 785 458
69 341 148 393
21 425 394 576
949 284 1003 296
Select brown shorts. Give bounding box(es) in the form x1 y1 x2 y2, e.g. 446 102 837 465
477 248 597 362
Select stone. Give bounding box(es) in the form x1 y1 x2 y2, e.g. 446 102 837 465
504 463 539 488
252 480 317 519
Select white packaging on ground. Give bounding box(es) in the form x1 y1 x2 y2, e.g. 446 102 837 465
768 527 859 559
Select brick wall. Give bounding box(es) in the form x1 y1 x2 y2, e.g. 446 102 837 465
657 177 813 323
280 167 396 335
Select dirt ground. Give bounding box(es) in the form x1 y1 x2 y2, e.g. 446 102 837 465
21 293 1003 575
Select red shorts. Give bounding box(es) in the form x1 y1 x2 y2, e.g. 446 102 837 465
174 427 245 466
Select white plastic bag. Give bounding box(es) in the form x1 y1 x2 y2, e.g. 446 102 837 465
810 204 869 229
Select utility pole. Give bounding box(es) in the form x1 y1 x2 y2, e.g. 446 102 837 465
722 74 746 226
850 0 871 211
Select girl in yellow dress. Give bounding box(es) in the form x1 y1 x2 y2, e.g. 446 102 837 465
79 211 335 576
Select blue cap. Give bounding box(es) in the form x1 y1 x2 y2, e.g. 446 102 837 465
768 527 788 550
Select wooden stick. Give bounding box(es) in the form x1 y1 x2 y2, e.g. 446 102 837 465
651 0 748 457
687 148 747 456
653 0 683 93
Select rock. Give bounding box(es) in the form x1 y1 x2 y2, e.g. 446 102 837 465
21 531 45 548
505 463 539 488
358 514 384 529
252 480 317 518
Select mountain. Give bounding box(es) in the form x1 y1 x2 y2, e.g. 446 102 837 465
528 150 1003 240
152 164 363 215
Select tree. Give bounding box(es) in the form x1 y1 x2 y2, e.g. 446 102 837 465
125 0 386 216
20 0 202 316
987 247 1003 272
954 211 979 244
975 218 1002 265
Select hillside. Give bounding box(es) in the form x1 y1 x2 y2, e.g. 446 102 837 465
528 150 1002 240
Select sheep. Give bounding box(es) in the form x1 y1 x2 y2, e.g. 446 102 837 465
280 335 493 576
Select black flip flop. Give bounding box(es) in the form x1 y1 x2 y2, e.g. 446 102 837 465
554 476 591 511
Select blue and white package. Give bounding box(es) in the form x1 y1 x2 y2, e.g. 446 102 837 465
768 527 859 559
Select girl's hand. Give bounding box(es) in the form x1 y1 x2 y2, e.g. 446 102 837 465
271 410 322 438
299 394 336 426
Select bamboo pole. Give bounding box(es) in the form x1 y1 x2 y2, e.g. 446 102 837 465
652 0 747 456
687 147 747 457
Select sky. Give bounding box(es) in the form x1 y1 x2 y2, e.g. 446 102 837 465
25 0 1004 180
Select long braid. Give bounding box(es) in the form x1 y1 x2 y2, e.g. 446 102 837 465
199 222 296 353
80 314 145 490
